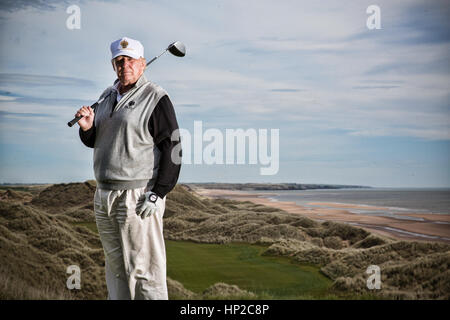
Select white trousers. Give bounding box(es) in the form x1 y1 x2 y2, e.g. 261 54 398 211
94 187 168 300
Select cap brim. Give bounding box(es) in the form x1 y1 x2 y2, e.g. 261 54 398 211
111 50 141 60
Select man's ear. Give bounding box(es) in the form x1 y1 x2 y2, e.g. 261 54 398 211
111 60 116 72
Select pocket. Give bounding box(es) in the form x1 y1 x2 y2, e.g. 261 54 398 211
155 197 166 217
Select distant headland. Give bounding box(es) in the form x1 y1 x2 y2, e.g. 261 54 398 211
184 182 371 191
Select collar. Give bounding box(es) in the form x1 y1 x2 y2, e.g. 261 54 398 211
112 74 148 102
112 74 148 95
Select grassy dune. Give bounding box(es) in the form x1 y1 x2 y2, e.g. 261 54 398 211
66 221 333 299
0 182 449 299
0 183 106 300
163 185 450 299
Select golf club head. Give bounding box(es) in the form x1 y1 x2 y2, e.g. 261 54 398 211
167 41 186 57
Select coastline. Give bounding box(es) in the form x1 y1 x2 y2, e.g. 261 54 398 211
194 188 450 243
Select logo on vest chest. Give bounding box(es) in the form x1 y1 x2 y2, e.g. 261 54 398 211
106 100 139 120
124 100 136 109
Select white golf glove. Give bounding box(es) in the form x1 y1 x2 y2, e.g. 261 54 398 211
136 191 159 218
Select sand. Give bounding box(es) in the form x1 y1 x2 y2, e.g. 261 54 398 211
194 188 450 243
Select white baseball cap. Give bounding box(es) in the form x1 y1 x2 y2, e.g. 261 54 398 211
110 37 144 60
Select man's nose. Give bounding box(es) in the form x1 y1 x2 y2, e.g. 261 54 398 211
123 59 133 68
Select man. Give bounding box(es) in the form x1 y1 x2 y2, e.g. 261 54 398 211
75 36 182 300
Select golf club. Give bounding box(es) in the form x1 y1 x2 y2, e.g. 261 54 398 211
146 41 186 66
67 41 186 127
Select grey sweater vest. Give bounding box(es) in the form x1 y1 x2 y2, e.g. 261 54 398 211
93 75 167 190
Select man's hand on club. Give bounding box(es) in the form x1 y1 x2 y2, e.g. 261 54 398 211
75 106 95 131
136 191 159 219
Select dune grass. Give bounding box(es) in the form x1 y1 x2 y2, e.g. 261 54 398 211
73 222 334 299
3 182 448 300
73 221 98 233
166 240 333 299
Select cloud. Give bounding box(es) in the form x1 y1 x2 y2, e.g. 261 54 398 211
0 0 449 186
0 94 16 101
394 0 450 45
352 85 400 90
348 128 450 141
0 0 119 13
270 89 304 92
0 0 69 12
0 73 95 88
179 103 201 108
0 110 54 118
0 73 99 102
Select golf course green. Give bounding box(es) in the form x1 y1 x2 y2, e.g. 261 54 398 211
166 240 333 299
73 222 334 299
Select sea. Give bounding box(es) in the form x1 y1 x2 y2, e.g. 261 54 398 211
249 188 450 218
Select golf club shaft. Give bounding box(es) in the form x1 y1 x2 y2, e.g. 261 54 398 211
67 93 110 127
68 41 184 127
146 49 168 67
68 51 165 127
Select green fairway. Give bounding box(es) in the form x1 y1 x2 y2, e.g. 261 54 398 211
71 222 334 299
166 240 333 299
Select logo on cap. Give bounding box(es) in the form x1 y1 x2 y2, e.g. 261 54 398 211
120 40 128 48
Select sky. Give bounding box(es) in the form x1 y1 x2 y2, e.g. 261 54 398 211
0 0 449 188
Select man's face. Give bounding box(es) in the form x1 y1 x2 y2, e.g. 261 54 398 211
112 55 146 86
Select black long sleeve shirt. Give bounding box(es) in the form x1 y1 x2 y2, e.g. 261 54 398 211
79 95 182 198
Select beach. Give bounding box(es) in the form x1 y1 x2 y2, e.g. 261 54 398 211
194 188 450 243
